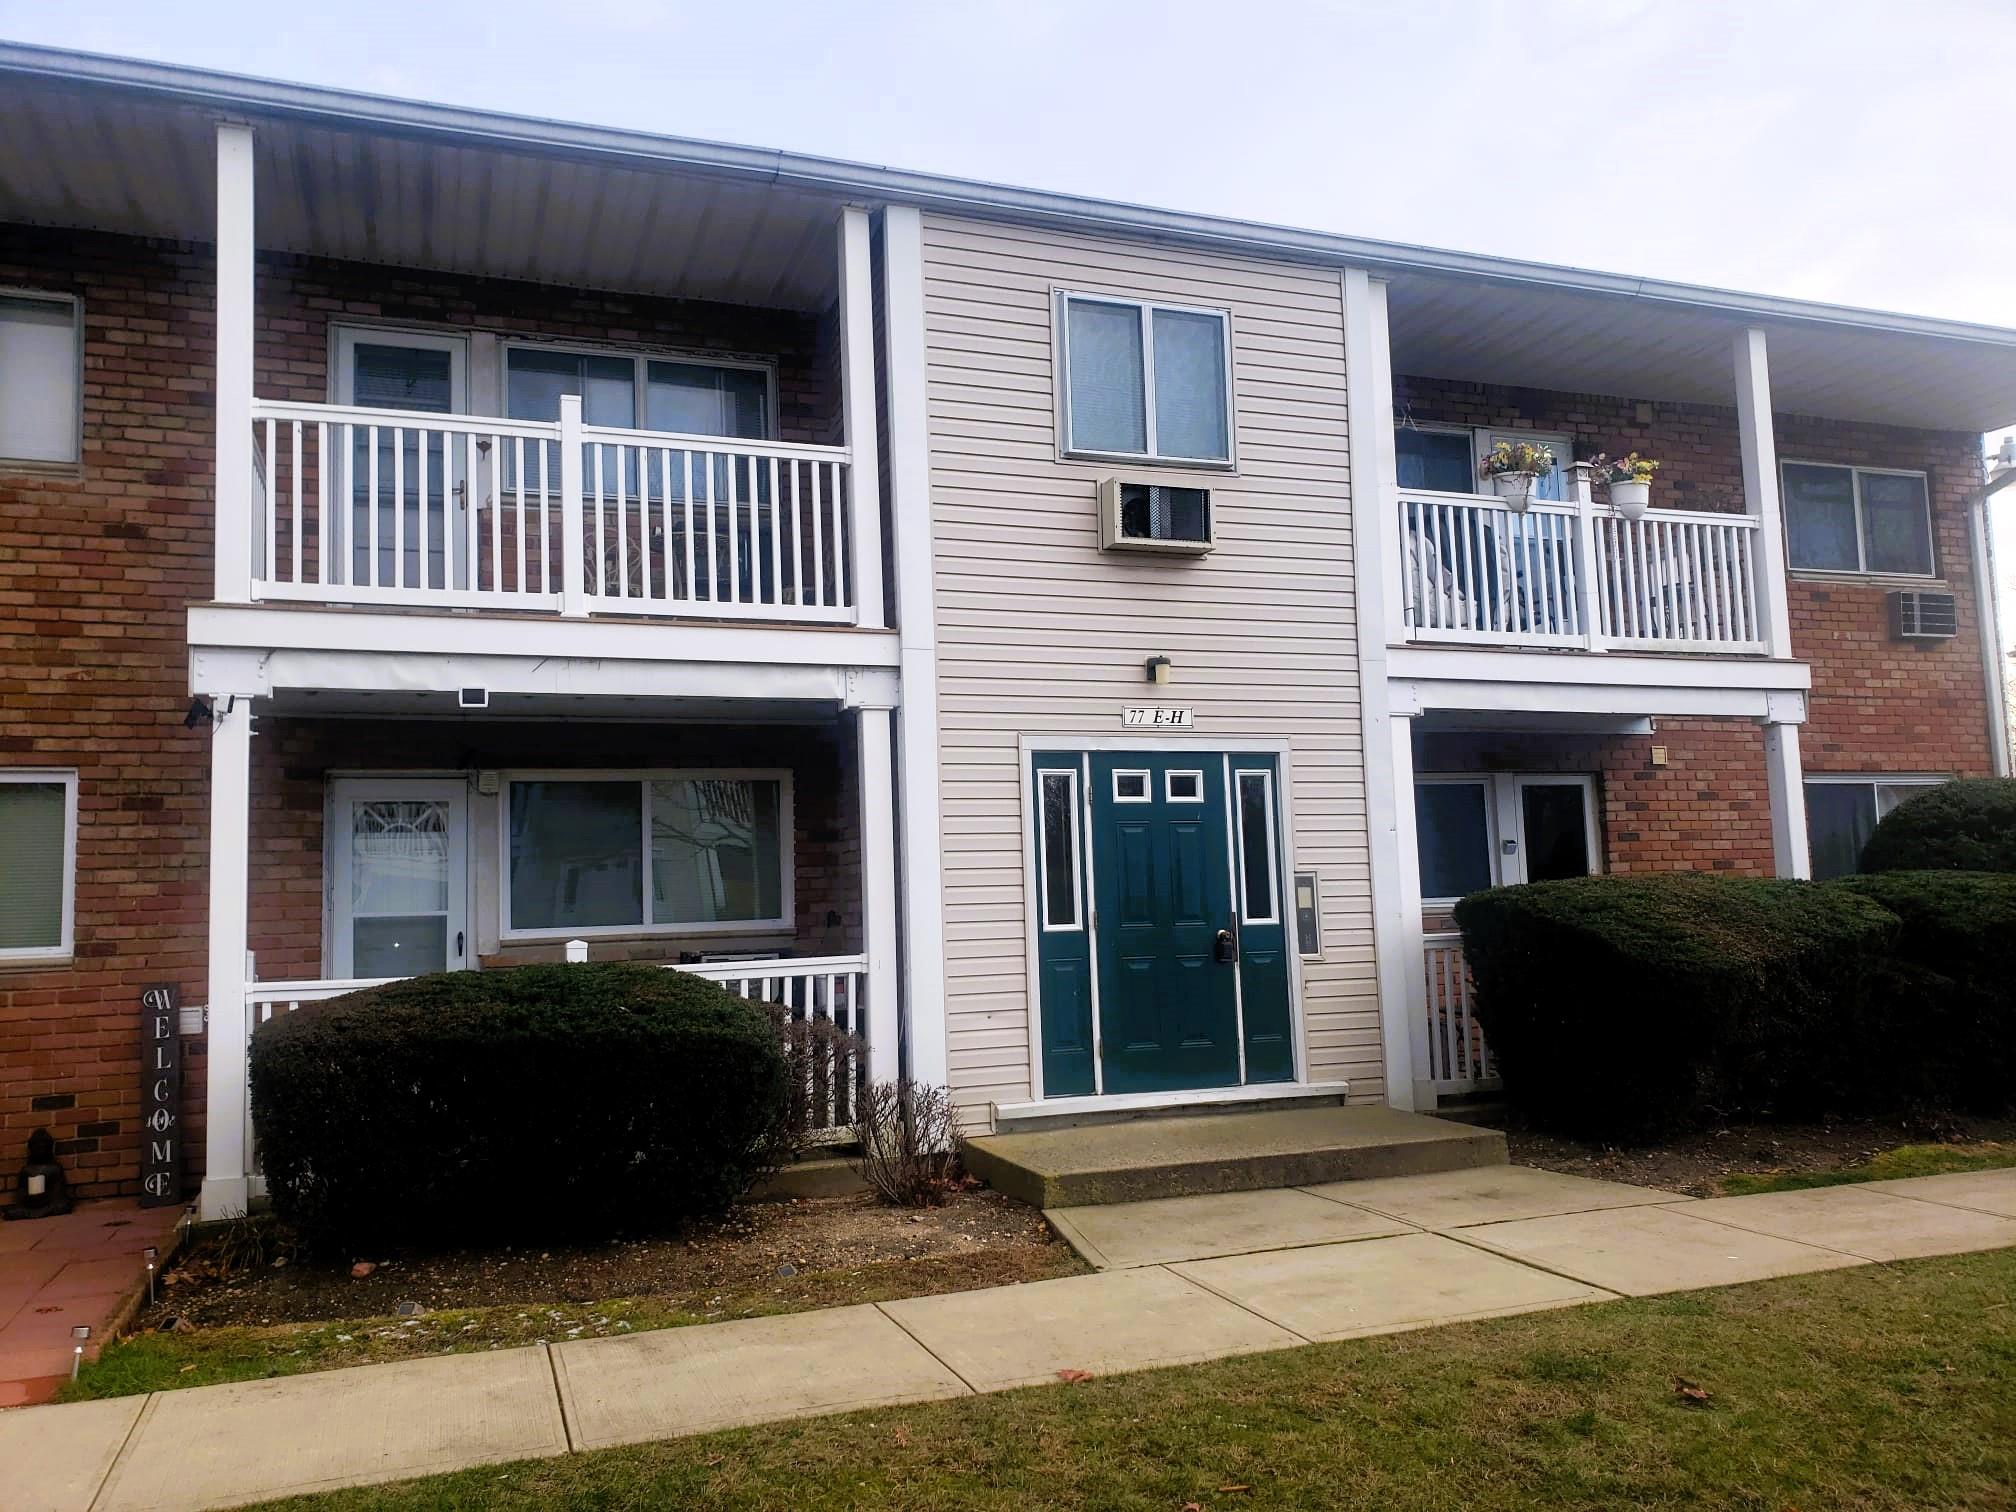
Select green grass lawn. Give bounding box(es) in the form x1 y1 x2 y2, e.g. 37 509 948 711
244 1246 2016 1512
1720 1140 2016 1195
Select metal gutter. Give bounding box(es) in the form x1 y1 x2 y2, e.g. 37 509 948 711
6 40 2016 350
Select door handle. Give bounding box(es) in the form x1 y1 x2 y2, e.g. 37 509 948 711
455 930 465 959
1214 927 1238 964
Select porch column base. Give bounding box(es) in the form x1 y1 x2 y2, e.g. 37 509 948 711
198 1174 250 1223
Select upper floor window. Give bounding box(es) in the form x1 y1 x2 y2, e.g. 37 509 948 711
0 292 81 466
1058 293 1231 464
1782 462 1934 576
505 346 773 440
0 771 77 961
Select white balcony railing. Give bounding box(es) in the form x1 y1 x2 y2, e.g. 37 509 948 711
247 399 856 623
1396 474 1767 655
238 953 868 1187
1422 932 1497 1096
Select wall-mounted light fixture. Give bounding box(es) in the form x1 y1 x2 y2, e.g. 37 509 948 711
182 697 214 730
1145 656 1173 687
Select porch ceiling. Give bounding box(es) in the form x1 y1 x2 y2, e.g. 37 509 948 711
1386 270 2016 433
0 77 843 312
258 689 850 722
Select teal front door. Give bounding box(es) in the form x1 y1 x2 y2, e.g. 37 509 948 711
1032 751 1295 1098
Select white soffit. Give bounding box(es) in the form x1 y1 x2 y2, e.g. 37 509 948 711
1386 272 2016 433
0 80 842 312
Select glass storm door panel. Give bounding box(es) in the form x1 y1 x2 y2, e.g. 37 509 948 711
1510 777 1596 884
335 330 468 591
330 779 469 979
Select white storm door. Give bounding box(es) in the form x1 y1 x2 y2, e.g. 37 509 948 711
330 779 470 979
1501 774 1599 884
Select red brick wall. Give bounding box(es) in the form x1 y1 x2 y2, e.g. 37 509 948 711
1416 716 1776 890
0 223 839 1199
1397 376 1999 780
245 717 862 978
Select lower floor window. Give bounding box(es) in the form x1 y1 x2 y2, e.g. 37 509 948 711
0 770 76 959
506 772 788 934
1804 776 1946 881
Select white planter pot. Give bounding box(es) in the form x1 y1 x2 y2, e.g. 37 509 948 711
1490 471 1539 512
1610 480 1651 520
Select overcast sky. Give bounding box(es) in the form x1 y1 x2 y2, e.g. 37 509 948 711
7 0 2016 621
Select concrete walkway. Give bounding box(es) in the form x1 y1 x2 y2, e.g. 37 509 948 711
8 1166 2016 1512
0 1201 184 1408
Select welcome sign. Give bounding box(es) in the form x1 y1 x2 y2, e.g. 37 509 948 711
139 983 181 1207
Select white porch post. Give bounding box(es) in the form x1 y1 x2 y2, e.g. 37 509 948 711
879 205 950 1092
1763 692 1812 880
558 395 589 617
855 705 902 1084
200 696 255 1219
214 123 256 604
838 207 886 629
1734 327 1795 658
1342 267 1426 1109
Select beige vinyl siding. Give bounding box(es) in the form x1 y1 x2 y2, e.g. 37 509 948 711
920 214 1382 1122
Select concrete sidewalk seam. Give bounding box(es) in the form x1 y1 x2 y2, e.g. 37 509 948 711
543 1343 579 1455
1430 1223 1633 1298
871 1301 982 1394
1647 1200 1900 1265
83 1392 151 1512
1151 1263 1318 1346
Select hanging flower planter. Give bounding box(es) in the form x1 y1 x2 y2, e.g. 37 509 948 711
1590 452 1661 521
1479 440 1555 516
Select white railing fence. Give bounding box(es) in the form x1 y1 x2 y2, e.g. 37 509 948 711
1422 932 1498 1096
1396 472 1766 654
681 955 868 1139
248 400 855 623
580 429 854 622
238 953 869 1183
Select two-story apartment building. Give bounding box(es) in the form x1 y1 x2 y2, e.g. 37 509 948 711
2 45 2011 1217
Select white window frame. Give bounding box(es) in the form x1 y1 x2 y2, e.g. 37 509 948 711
1391 421 1478 496
1035 767 1084 933
1055 290 1236 468
1233 767 1282 926
499 768 794 941
0 288 84 470
1415 772 1600 906
0 769 78 963
1780 460 1937 579
1111 769 1152 804
500 339 779 440
1165 769 1205 803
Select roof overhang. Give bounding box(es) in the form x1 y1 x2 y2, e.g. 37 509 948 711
5 41 2015 430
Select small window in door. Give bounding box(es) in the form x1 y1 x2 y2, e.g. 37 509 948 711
1165 770 1204 803
1112 770 1150 803
1037 769 1083 931
1415 780 1494 902
1235 770 1280 923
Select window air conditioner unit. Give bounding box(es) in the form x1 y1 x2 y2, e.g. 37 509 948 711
1890 590 1957 640
1099 479 1213 555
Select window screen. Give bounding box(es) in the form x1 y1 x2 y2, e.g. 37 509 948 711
1395 428 1474 493
0 295 79 464
0 779 68 952
1416 782 1492 901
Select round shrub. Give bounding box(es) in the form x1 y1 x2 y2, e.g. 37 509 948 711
1860 779 2016 874
1832 871 2016 1111
249 963 788 1253
1453 874 1898 1141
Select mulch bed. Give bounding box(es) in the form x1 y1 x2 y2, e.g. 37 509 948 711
1498 1110 2016 1197
147 1187 1067 1330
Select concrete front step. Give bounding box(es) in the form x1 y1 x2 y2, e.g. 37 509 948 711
991 1084 1350 1135
963 1105 1506 1209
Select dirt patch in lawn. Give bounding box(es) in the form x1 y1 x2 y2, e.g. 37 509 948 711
145 1187 1070 1331
1493 1109 2016 1197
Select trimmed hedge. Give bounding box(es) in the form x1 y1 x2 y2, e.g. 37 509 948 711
249 963 788 1252
1453 875 1898 1141
1833 870 2016 1109
1860 779 2016 874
